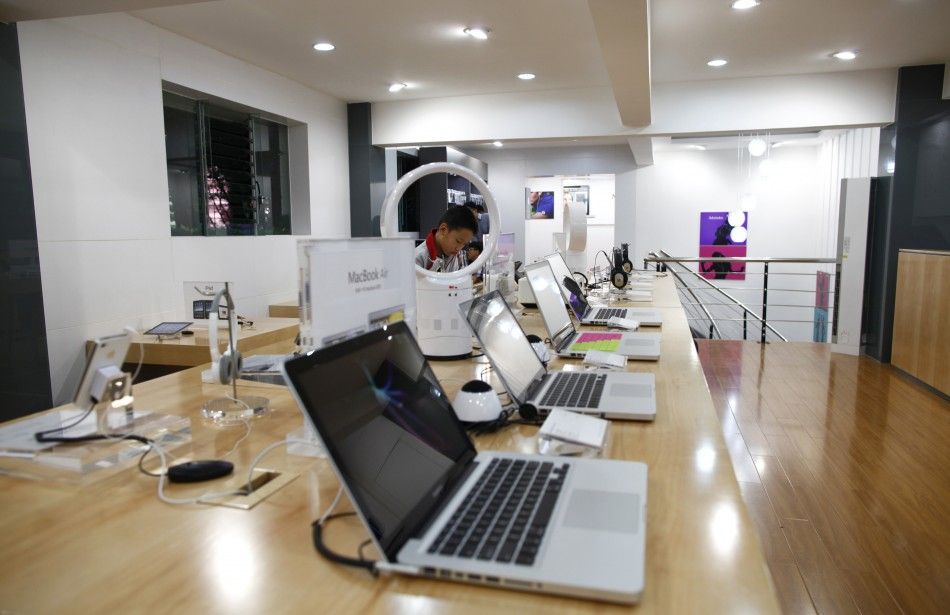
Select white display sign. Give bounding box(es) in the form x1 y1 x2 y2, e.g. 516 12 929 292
183 281 231 320
297 238 416 349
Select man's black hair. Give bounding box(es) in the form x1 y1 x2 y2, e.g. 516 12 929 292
439 205 478 234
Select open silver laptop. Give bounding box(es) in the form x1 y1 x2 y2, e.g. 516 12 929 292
543 252 662 326
525 261 661 361
460 291 656 421
281 321 647 603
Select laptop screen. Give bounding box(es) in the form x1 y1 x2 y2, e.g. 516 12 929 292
525 261 574 342
459 291 545 404
282 322 476 561
543 252 575 303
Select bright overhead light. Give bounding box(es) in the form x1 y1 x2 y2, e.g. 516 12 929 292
748 138 767 157
517 73 536 80
687 144 707 150
731 0 760 9
492 141 504 147
463 27 490 40
832 50 857 61
707 59 728 67
388 82 407 93
312 42 335 52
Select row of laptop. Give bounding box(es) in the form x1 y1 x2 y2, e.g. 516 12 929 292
278 251 661 603
466 253 663 422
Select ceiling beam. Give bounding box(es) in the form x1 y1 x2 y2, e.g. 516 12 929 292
626 136 654 167
0 0 213 22
587 0 652 128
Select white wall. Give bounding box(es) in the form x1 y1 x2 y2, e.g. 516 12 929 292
525 174 615 270
471 145 636 271
18 14 349 403
631 145 825 341
816 128 880 257
372 70 897 146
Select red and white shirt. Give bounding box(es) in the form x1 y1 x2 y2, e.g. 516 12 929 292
414 229 467 272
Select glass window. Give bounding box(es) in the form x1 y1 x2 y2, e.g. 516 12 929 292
163 91 291 236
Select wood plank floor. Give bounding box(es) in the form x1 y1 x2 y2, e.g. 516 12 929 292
696 340 950 614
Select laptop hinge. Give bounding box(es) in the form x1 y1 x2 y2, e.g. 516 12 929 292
525 372 551 401
409 458 479 541
552 326 574 353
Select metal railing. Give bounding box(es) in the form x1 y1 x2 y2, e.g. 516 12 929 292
644 251 840 343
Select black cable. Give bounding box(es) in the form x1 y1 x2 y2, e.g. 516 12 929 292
311 512 378 575
33 406 96 440
138 446 163 477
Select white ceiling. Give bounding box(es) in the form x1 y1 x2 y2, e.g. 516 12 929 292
133 0 612 103
7 0 950 136
651 0 950 83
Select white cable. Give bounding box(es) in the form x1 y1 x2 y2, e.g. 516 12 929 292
123 326 145 384
150 438 242 506
243 437 320 495
219 417 252 459
318 487 345 526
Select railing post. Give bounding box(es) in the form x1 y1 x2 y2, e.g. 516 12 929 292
743 308 747 340
709 324 714 339
831 262 841 343
761 262 769 343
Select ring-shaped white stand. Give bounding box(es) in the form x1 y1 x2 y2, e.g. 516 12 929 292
379 162 500 358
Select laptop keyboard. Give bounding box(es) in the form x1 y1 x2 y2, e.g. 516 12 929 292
427 458 570 566
594 307 626 320
538 372 607 409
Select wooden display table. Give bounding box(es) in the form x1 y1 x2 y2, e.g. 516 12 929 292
1 277 778 613
268 300 299 318
97 317 301 368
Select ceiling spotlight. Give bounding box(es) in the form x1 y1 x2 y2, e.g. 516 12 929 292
492 141 504 147
312 42 335 52
518 73 536 80
388 82 407 93
731 0 760 9
464 27 490 40
748 138 767 157
832 50 857 61
687 144 707 151
730 226 748 243
707 59 728 67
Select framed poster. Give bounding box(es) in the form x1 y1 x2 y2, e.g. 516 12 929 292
526 190 555 219
699 211 748 280
563 185 590 216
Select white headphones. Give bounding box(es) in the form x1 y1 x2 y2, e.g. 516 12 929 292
208 286 242 385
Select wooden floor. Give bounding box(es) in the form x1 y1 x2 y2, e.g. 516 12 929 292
696 340 950 615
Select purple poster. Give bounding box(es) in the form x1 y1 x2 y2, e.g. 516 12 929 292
699 211 748 280
527 191 555 219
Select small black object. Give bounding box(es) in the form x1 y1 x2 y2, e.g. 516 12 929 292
610 248 629 289
181 330 195 336
460 379 493 394
518 403 540 422
167 460 234 483
525 334 543 344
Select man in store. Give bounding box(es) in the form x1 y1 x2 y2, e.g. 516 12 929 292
415 206 478 272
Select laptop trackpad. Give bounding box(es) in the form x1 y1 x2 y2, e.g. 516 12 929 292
609 383 652 399
562 489 641 533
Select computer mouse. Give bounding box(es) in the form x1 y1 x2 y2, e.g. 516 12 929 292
167 459 234 483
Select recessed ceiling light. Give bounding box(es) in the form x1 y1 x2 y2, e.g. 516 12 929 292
492 141 504 147
312 42 335 52
687 144 707 151
463 27 490 40
518 73 536 80
832 50 857 61
731 0 760 10
707 59 728 67
388 82 407 93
